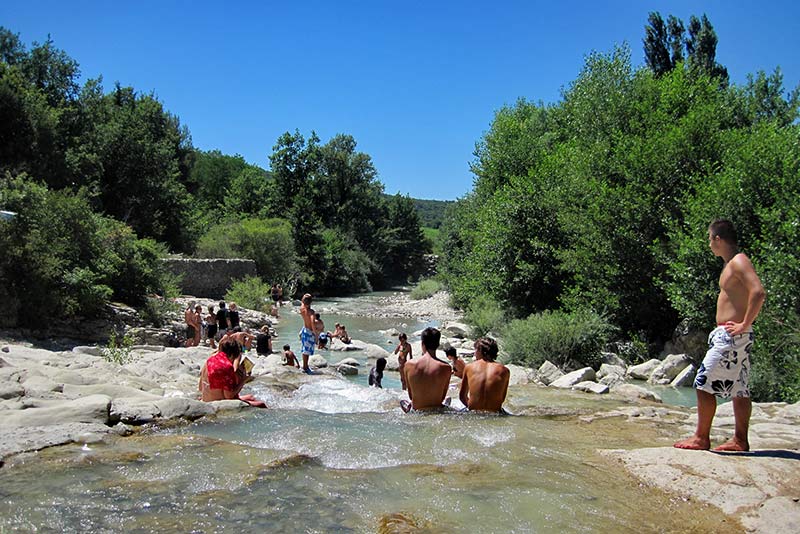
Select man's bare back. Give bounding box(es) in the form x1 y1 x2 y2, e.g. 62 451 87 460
404 353 451 410
459 359 509 412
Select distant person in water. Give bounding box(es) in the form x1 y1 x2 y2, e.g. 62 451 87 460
338 325 351 344
299 294 315 373
369 357 387 388
283 344 300 368
445 346 465 379
393 333 413 390
270 283 281 317
459 337 509 413
314 312 328 349
199 339 266 407
401 327 451 412
674 219 765 452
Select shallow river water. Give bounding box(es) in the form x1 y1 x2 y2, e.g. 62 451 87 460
0 293 735 533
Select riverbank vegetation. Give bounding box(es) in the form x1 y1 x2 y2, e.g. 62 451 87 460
0 27 427 329
440 13 800 401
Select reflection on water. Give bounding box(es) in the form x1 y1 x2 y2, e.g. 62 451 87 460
0 292 732 533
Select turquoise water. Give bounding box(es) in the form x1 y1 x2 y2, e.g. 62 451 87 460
0 292 732 533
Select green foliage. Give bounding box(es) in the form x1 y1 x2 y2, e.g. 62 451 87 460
422 227 441 255
748 310 800 403
410 278 443 300
101 331 135 365
139 296 181 328
501 309 616 370
644 13 728 83
195 217 298 284
465 296 505 338
408 197 454 229
225 276 273 313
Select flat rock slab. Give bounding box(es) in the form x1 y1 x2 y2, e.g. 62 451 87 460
0 423 117 463
603 446 800 533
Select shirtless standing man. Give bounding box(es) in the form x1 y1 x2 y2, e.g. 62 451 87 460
299 293 316 373
401 327 451 412
674 219 765 452
393 333 413 390
459 337 510 412
184 302 198 347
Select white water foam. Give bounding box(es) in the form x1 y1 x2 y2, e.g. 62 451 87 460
253 378 402 414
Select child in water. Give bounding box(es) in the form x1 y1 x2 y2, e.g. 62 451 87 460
369 357 387 388
283 344 300 368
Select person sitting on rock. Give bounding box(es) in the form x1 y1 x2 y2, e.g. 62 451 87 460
369 357 387 388
199 338 265 407
401 327 451 413
256 325 272 355
314 313 328 349
283 344 300 368
459 337 510 413
445 346 465 379
339 325 351 344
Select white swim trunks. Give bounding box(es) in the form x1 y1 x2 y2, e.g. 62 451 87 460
694 326 754 399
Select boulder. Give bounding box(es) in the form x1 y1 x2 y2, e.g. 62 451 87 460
649 354 692 385
361 343 391 360
600 352 627 368
507 364 537 386
0 382 24 400
599 374 626 388
329 338 362 351
572 381 609 394
670 364 696 388
333 357 361 367
308 355 328 368
0 394 112 427
155 397 215 421
73 346 103 357
537 360 564 386
611 383 662 403
441 322 470 339
626 359 661 381
551 367 596 388
597 364 626 380
336 364 358 376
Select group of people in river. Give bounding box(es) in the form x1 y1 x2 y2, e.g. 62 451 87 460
195 219 766 449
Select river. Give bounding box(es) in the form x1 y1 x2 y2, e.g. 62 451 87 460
0 292 732 533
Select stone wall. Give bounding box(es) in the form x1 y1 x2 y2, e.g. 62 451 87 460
163 258 257 298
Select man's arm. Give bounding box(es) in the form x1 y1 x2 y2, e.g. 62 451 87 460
728 254 766 335
459 369 470 407
404 363 413 400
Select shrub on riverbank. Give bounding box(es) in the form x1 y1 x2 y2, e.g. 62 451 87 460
465 296 505 338
410 278 443 300
501 309 616 370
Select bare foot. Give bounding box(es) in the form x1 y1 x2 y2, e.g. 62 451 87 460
713 438 749 452
673 436 710 450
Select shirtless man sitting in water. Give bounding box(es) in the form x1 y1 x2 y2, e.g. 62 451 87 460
459 337 510 413
401 327 451 412
674 219 765 452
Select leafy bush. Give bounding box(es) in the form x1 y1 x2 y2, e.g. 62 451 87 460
101 331 135 365
410 278 443 300
749 310 800 403
195 217 298 284
225 276 273 313
501 309 616 370
465 295 505 338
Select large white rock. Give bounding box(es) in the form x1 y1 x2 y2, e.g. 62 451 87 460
600 351 627 368
333 358 361 367
442 322 470 339
336 364 358 376
626 359 661 380
649 354 692 385
507 364 537 386
610 383 663 403
597 363 626 380
551 367 596 388
670 364 696 388
572 381 609 394
0 394 112 427
537 360 563 386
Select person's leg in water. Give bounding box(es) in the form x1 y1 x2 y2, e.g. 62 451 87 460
714 396 751 451
674 389 716 450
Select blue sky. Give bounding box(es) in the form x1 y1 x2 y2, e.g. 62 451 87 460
3 1 799 200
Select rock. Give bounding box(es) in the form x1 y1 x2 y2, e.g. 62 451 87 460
361 343 391 360
73 346 103 357
0 382 24 400
537 360 563 386
551 367 596 388
599 374 626 388
597 364 626 380
110 398 160 424
130 345 165 352
0 423 115 461
308 355 328 368
649 354 692 385
329 338 362 351
156 397 215 421
333 357 360 367
670 364 696 388
507 364 537 386
610 383 662 403
210 399 249 412
572 381 609 394
1 346 9 353
441 322 470 339
600 351 627 368
0 394 112 427
336 364 358 376
626 359 661 380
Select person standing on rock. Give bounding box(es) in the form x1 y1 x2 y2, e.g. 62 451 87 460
459 337 510 413
401 327 451 412
674 219 765 452
184 302 198 347
299 293 316 373
192 304 203 347
216 301 231 340
393 333 413 390
271 283 281 317
206 305 217 349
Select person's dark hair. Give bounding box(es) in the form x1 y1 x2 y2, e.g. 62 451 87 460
232 326 243 333
398 332 407 341
376 357 387 371
219 301 226 309
315 313 321 320
444 346 457 358
220 339 241 358
474 337 499 362
421 327 441 352
283 344 290 351
302 293 312 305
709 219 738 245
209 305 215 313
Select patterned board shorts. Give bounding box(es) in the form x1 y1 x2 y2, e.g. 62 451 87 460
300 327 316 355
694 326 754 399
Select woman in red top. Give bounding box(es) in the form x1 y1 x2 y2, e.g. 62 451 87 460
199 339 266 407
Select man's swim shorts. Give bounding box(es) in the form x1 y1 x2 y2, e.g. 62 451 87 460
694 326 753 399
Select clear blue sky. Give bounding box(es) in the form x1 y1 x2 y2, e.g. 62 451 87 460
3 1 799 200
